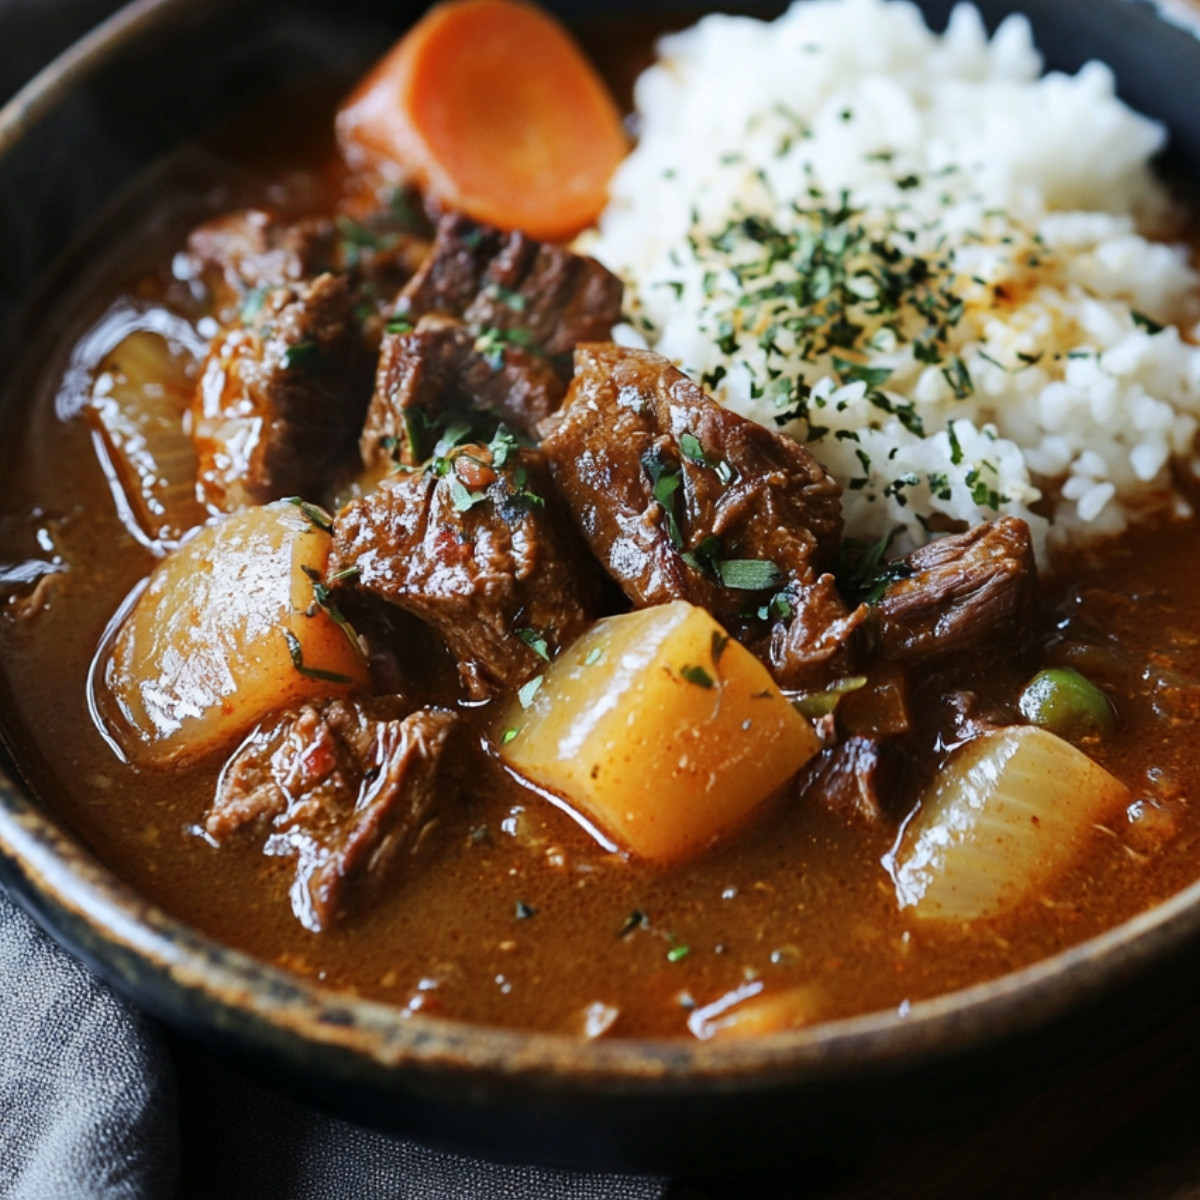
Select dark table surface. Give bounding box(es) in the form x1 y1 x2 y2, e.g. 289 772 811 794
7 2 1200 1197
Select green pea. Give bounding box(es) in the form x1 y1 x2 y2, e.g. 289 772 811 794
1018 667 1115 740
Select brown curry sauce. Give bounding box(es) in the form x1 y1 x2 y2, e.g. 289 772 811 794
2 42 1200 1040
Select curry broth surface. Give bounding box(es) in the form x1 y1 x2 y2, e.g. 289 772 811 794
3 41 1200 1039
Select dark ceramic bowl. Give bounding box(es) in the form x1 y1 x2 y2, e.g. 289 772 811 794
3 0 1200 1175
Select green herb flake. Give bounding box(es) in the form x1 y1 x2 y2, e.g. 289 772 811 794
1131 310 1165 335
490 284 528 312
711 631 730 663
283 497 334 533
283 340 322 372
678 431 733 483
832 356 893 389
941 355 974 400
487 426 520 469
716 558 783 591
385 315 414 335
282 629 355 685
834 529 912 606
517 627 550 661
667 945 691 963
500 727 520 745
517 675 544 709
448 476 486 513
794 675 868 718
302 568 365 663
618 910 648 938
584 647 605 667
680 664 715 689
239 285 268 325
515 900 537 919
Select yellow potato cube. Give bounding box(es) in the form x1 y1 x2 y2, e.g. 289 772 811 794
501 600 820 863
103 500 370 765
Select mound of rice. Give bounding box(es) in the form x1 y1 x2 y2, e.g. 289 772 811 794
584 0 1200 562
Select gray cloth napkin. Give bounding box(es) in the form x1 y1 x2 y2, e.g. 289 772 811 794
0 888 176 1199
0 885 672 1199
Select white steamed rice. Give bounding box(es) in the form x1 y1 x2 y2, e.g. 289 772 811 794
583 0 1200 562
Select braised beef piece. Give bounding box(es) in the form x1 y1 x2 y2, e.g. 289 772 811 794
187 207 428 323
397 213 623 357
541 344 865 689
206 697 459 932
187 210 336 315
330 441 601 697
361 214 623 466
796 735 904 825
361 317 564 467
873 516 1037 665
192 272 369 511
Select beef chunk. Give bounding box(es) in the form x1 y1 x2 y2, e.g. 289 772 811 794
187 210 338 318
207 698 459 931
330 441 600 697
796 735 903 825
541 344 864 689
361 214 623 466
360 317 564 467
397 213 623 359
192 272 369 510
187 207 428 323
874 516 1037 665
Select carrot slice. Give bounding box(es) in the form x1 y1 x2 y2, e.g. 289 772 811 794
337 0 627 242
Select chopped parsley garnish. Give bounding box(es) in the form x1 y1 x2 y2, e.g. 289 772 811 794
282 629 355 685
584 647 604 667
300 565 364 662
489 284 527 311
516 627 550 661
679 430 733 483
666 944 691 963
517 675 544 709
239 285 268 324
680 664 715 689
1132 310 1165 334
941 355 974 399
432 419 474 459
641 447 685 549
385 315 414 335
711 631 729 662
617 910 649 938
515 900 537 919
283 340 323 372
966 466 1008 510
794 675 868 718
448 476 487 513
487 426 520 469
473 324 538 369
508 464 545 510
716 558 783 591
283 497 334 533
835 529 911 606
402 408 436 463
831 356 893 390
500 728 520 745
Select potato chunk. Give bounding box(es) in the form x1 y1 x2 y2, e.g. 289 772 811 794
501 601 819 862
102 501 369 765
885 726 1130 922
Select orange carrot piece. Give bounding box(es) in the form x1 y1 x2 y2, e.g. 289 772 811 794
337 0 627 242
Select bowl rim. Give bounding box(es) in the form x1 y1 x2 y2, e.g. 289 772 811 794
2 0 1200 1096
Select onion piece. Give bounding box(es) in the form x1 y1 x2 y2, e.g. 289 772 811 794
884 726 1130 922
84 329 208 549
